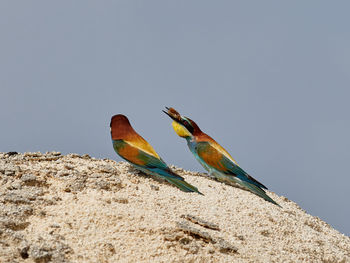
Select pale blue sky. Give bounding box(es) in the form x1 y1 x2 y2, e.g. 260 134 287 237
1 1 349 235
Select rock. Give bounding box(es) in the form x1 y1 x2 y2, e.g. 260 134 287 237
3 192 33 205
150 185 159 191
0 152 349 263
176 221 215 243
98 165 115 173
19 245 30 260
65 178 86 192
176 221 237 254
5 170 15 177
82 154 91 159
0 204 34 219
30 246 53 263
113 197 128 204
214 237 238 254
181 214 220 231
56 171 70 177
67 153 80 158
64 164 74 170
46 152 61 156
20 174 42 186
6 152 18 156
95 180 110 190
28 239 72 263
23 152 43 158
0 219 30 231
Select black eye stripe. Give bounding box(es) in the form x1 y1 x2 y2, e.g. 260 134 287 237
183 120 190 128
182 119 194 133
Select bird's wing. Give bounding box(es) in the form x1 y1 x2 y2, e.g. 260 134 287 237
113 140 184 180
124 133 161 159
195 141 267 189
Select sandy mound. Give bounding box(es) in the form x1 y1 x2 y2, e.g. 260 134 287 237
0 152 349 262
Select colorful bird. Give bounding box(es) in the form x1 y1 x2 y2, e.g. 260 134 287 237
163 107 280 206
110 114 202 194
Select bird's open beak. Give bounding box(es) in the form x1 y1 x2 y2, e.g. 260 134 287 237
162 106 180 122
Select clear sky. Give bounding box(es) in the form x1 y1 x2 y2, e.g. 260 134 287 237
1 1 349 236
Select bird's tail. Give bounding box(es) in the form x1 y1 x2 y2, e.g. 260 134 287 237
238 180 281 207
139 166 203 195
165 177 203 195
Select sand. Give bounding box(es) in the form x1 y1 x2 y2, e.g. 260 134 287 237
0 152 349 263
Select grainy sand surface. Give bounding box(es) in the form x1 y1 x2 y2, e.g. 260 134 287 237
0 152 349 263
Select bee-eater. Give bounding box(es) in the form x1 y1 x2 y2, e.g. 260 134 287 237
163 107 280 206
110 114 202 194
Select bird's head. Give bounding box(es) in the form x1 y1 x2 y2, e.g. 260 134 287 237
110 114 133 140
162 107 201 138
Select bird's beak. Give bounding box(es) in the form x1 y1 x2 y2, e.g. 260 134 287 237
162 106 179 121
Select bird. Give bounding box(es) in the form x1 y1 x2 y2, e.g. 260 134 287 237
110 114 202 194
162 107 280 206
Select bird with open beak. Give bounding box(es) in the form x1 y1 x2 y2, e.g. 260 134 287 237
163 107 280 206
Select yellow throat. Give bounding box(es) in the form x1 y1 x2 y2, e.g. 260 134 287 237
172 121 192 138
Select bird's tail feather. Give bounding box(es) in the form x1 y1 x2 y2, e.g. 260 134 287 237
221 173 281 207
238 180 281 207
135 165 203 195
165 177 203 195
